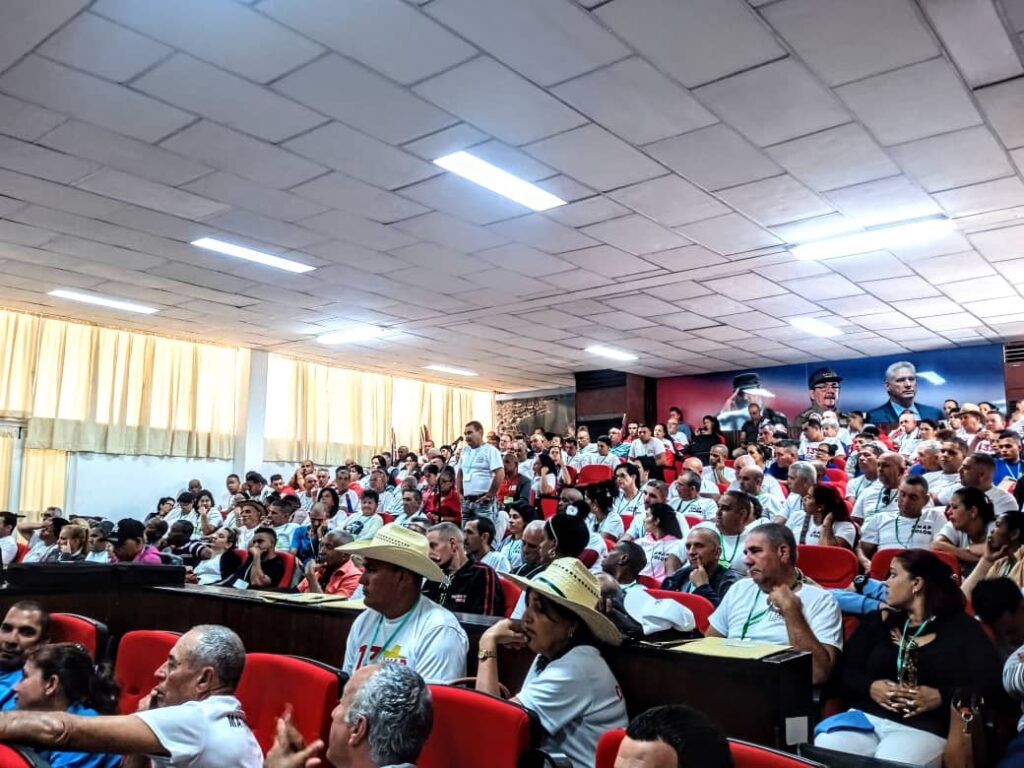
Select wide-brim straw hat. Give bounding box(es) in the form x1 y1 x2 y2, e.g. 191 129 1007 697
338 523 445 582
956 403 983 419
506 557 622 646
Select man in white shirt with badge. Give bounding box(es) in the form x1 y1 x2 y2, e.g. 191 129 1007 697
457 420 504 525
0 624 262 767
851 452 905 522
774 461 816 526
341 524 468 684
667 470 718 522
702 446 736 489
707 523 842 685
858 475 945 572
737 466 783 520
846 444 882 502
628 424 667 467
925 438 968 505
938 451 1018 515
694 491 762 575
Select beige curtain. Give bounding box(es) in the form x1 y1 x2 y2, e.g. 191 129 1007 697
0 431 13 510
265 356 494 463
19 448 66 520
0 309 243 458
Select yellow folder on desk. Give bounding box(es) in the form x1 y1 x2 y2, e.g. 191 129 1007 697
668 636 790 660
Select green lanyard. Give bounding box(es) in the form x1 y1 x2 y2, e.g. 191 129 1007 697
896 616 932 680
362 599 418 667
740 588 771 640
894 515 921 547
718 532 740 569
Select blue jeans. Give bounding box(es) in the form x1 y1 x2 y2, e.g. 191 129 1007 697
461 497 496 523
830 578 888 614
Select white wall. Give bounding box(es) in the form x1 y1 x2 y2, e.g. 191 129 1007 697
67 453 300 521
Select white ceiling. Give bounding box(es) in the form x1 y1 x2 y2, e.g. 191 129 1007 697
0 0 1023 392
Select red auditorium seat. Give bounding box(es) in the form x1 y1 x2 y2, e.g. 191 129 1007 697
597 730 826 768
49 613 109 661
114 630 180 714
645 589 715 634
420 685 534 768
595 727 625 768
620 514 634 532
379 512 395 525
0 744 35 767
797 545 858 589
14 542 28 563
276 551 297 588
636 574 661 589
684 514 703 529
662 468 677 484
577 464 613 487
869 547 961 582
539 497 558 519
823 468 847 486
498 576 521 618
235 653 341 754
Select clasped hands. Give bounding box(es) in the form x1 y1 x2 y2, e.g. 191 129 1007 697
869 679 942 719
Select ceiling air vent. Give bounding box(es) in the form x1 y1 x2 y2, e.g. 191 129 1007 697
575 369 627 391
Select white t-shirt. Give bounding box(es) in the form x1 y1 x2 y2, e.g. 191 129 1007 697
586 453 620 469
481 550 511 574
593 512 624 539
0 535 17 568
851 484 899 521
725 474 785 502
612 491 645 522
628 438 665 460
343 597 468 684
236 526 258 551
936 520 996 549
637 535 685 581
702 466 736 486
166 507 223 532
861 508 947 550
777 492 804 522
694 521 757 574
708 577 843 649
340 513 383 542
460 444 503 496
667 495 718 522
802 518 857 548
757 493 783 520
516 645 628 768
846 475 879 501
621 582 695 635
135 695 263 768
924 471 960 503
272 523 297 550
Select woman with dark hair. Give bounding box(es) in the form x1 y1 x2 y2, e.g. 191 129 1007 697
702 415 722 437
534 453 559 498
800 484 856 549
192 527 243 585
815 549 1000 767
317 487 340 522
148 496 174 522
370 454 389 472
397 453 419 483
12 642 121 767
933 486 996 573
747 442 773 468
585 480 624 539
195 489 221 535
498 501 539 570
637 502 685 581
477 558 627 768
653 423 675 455
424 467 461 525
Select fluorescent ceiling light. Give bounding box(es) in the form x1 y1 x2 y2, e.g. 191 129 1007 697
586 345 638 362
917 370 946 386
48 289 157 315
789 317 841 338
790 216 954 260
433 151 566 211
425 364 478 377
317 325 390 345
191 237 314 273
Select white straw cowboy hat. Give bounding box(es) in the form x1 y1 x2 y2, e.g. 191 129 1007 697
506 557 622 646
339 523 445 582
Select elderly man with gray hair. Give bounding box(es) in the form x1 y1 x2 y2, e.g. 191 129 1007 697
0 624 262 767
266 663 433 768
865 360 944 424
774 461 817 526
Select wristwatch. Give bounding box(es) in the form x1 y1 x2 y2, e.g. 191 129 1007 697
477 648 497 661
853 574 869 593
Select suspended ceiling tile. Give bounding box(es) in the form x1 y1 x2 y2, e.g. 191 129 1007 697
645 124 782 192
525 124 666 192
765 123 900 193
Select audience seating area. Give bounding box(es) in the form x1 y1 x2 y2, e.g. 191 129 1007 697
48 613 109 662
596 727 828 768
113 630 180 714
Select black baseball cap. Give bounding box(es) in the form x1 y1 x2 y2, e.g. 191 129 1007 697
101 518 146 545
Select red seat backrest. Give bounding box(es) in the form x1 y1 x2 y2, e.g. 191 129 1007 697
379 512 394 525
0 745 33 767
684 514 703 529
114 630 180 714
620 514 633 532
778 481 789 498
420 685 533 768
539 497 558 519
498 576 522 618
49 613 108 661
14 542 28 563
824 468 847 484
596 728 626 768
577 465 613 487
716 482 730 494
645 589 715 633
797 545 858 589
636 574 661 589
662 468 677 485
870 547 961 583
276 551 296 588
730 739 827 767
235 653 340 754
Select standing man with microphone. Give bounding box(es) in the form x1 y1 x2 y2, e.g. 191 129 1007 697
456 422 503 525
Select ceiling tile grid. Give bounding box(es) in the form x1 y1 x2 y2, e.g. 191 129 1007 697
0 0 1019 391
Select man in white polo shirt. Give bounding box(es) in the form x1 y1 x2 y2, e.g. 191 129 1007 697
628 424 667 466
707 523 842 685
937 451 1018 515
925 438 968 506
857 475 945 573
0 625 262 767
851 452 905 522
457 420 504 524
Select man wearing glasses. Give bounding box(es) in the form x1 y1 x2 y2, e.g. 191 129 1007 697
796 367 843 428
